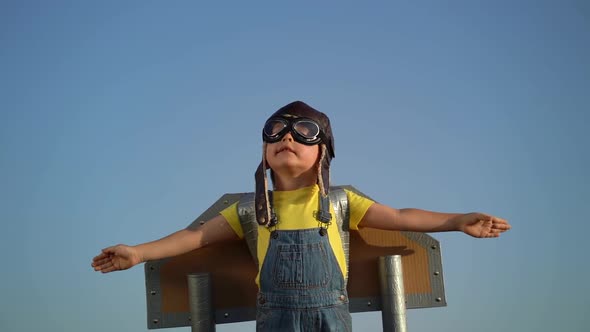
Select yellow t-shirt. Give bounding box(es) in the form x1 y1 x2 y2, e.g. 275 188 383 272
220 185 374 286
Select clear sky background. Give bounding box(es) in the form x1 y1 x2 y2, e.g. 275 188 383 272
1 1 589 331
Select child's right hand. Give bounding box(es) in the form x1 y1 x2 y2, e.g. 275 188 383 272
91 244 142 273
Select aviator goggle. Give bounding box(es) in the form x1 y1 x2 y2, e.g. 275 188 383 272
263 117 326 145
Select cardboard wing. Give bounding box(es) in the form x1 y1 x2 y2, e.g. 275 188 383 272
144 186 446 329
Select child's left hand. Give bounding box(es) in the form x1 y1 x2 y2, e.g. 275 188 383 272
454 213 511 238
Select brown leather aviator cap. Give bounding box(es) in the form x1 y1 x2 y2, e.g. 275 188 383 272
254 101 335 227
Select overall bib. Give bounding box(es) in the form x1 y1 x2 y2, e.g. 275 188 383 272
256 228 352 332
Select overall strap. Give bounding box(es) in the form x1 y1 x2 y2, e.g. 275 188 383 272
328 186 350 284
237 187 350 272
237 192 259 268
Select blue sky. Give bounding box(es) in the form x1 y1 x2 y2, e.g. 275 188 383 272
1 1 589 331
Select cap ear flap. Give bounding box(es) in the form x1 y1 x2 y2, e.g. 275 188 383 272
255 161 270 226
255 143 272 226
317 144 330 196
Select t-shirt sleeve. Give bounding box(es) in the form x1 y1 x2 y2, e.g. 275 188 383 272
345 189 375 230
219 201 244 238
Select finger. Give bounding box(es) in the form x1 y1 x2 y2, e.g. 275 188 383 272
92 257 113 267
491 217 510 225
97 261 115 271
101 265 117 273
494 227 509 233
483 229 499 238
93 264 105 271
93 252 110 261
489 229 502 236
93 253 113 261
489 228 507 237
492 222 511 230
493 219 509 226
93 261 111 271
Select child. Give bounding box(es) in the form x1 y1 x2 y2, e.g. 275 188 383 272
92 101 511 331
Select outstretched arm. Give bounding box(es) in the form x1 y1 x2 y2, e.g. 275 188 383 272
91 214 238 273
359 203 511 238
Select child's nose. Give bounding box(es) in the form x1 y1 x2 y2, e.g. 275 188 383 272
282 132 294 142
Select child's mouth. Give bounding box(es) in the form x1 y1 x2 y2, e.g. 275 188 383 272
277 147 296 155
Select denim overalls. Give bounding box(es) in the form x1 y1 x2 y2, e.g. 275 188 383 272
237 188 352 331
256 228 352 332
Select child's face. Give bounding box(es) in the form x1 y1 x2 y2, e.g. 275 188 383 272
265 132 320 178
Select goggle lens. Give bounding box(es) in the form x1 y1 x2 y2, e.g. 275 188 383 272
263 118 322 143
293 120 320 139
263 120 287 137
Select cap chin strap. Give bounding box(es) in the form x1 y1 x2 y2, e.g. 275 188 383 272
316 144 332 225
